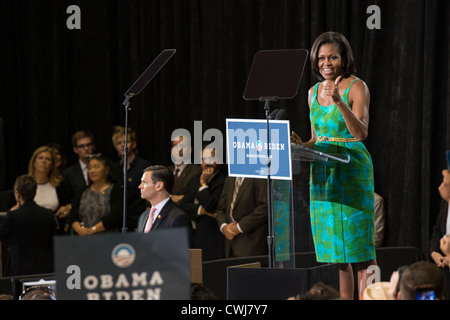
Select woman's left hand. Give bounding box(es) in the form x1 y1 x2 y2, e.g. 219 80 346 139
76 225 95 236
290 131 303 145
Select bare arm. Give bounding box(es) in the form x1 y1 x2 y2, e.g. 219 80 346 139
324 77 370 141
290 87 317 148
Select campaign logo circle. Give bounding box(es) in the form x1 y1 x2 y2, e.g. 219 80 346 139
256 140 263 152
111 243 136 268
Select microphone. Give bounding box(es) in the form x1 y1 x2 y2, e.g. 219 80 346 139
275 109 288 120
268 109 280 120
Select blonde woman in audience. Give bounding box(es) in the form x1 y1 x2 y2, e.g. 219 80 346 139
26 146 64 212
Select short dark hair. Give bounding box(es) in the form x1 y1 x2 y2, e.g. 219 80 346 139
399 261 445 300
310 31 356 81
143 165 174 195
71 130 95 147
14 174 37 202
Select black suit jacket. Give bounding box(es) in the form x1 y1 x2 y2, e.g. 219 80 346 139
178 166 226 260
178 167 227 221
62 161 88 203
113 156 151 230
0 201 57 277
430 200 449 256
169 164 202 195
429 200 450 299
137 199 192 245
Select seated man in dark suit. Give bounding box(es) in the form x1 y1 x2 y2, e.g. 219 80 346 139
178 145 226 260
0 175 57 277
137 166 192 245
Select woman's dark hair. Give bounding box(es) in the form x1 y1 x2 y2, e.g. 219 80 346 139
143 165 174 195
47 142 68 173
88 153 117 183
310 31 356 81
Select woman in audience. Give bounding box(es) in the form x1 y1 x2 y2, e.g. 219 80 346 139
8 146 68 233
68 153 122 235
26 145 64 212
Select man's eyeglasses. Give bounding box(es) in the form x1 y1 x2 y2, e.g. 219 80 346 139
75 143 93 149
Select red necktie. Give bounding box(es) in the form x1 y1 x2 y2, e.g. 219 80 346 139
144 208 157 233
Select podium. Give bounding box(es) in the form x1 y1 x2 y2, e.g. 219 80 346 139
271 142 350 268
226 143 350 299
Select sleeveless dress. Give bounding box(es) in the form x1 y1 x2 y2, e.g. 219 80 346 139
309 78 376 263
78 185 113 228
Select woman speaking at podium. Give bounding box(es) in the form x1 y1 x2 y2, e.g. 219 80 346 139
291 31 377 299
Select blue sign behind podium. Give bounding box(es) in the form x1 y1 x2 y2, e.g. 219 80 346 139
226 119 292 180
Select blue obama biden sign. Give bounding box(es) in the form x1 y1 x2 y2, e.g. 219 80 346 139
54 229 190 300
226 119 292 180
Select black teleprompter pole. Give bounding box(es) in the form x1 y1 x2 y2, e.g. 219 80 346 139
243 49 308 267
121 49 176 234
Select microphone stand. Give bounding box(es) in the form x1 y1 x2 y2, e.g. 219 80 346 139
242 49 308 269
121 95 132 234
120 49 176 234
261 96 278 268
